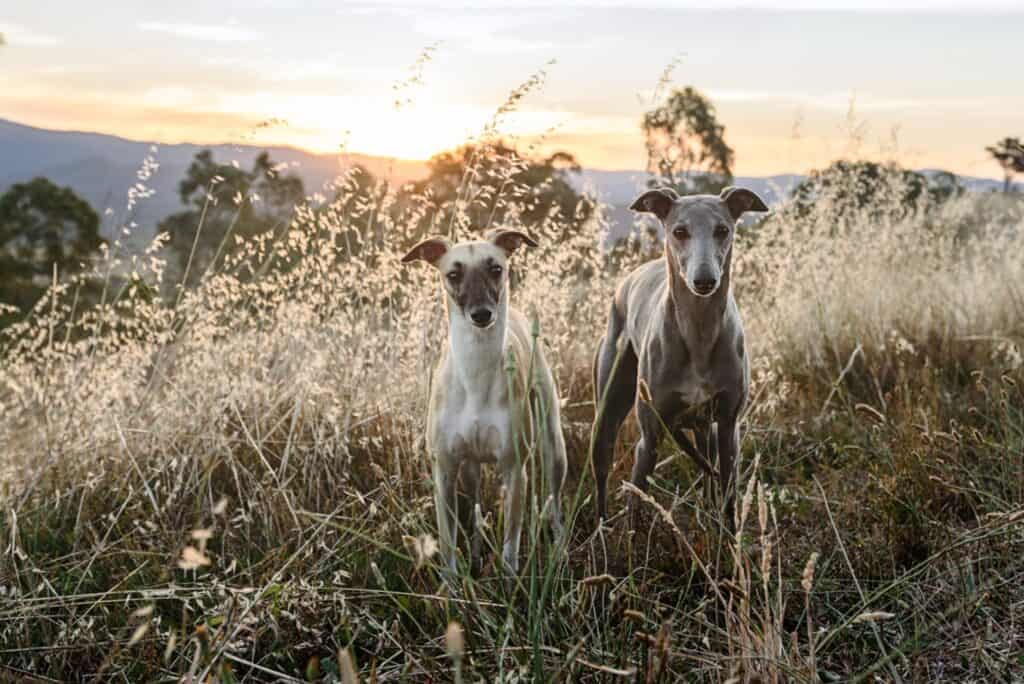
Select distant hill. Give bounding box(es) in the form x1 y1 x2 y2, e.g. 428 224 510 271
571 167 1007 244
572 169 807 208
0 117 1008 249
0 118 428 248
571 170 811 243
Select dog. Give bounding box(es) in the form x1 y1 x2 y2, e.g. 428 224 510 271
590 186 768 528
402 228 567 575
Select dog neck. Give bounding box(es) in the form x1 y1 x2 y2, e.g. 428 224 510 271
445 289 509 397
664 245 732 363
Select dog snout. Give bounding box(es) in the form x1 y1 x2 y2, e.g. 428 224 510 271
692 276 718 295
470 308 494 327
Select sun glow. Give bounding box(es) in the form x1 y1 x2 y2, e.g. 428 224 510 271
223 90 570 161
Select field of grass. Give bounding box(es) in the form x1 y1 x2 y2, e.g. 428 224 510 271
2 82 1023 682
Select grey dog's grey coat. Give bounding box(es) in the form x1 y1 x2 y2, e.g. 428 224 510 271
590 186 768 526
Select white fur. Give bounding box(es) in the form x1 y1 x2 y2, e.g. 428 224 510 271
424 241 566 576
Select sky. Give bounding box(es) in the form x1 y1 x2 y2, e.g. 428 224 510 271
1 1 1021 178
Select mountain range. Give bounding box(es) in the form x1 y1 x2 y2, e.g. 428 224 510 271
0 118 426 248
0 117 1006 247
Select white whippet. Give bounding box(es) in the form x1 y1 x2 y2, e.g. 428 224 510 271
402 229 567 575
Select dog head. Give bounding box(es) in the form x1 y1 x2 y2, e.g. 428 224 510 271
630 186 768 297
401 229 538 329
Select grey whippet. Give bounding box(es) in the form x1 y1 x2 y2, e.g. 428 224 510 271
591 186 768 526
403 229 567 575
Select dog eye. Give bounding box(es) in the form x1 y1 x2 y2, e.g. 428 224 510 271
446 271 461 283
488 264 503 277
714 224 730 238
672 226 690 240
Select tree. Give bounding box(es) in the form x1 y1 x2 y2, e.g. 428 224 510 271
986 137 1024 193
158 150 305 288
408 142 593 240
791 160 921 213
925 170 964 204
304 164 391 262
784 160 960 235
642 86 734 195
0 177 103 320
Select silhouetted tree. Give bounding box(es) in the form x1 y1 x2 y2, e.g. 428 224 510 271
158 150 305 288
0 177 103 324
408 142 593 241
302 164 392 261
986 137 1024 193
783 161 960 235
642 86 734 194
926 170 964 204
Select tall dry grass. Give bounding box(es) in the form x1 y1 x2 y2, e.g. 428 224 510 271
1 67 1023 682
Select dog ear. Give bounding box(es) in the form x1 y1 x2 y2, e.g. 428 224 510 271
720 187 769 220
487 228 539 255
401 237 450 265
629 187 678 221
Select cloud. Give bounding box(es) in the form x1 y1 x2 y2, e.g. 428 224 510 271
201 54 395 86
140 86 203 108
0 23 61 46
334 0 1023 10
704 89 953 112
409 10 556 53
138 22 262 43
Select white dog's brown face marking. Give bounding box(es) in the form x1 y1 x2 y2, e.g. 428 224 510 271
401 229 538 328
440 244 507 328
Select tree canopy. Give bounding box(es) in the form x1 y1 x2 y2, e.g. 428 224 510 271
986 137 1024 193
642 86 734 195
783 160 962 234
0 177 103 320
158 150 305 288
408 142 593 240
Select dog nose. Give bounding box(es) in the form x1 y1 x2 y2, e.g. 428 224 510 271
692 277 717 294
470 309 493 327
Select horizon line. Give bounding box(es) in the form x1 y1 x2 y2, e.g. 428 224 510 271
0 114 1007 183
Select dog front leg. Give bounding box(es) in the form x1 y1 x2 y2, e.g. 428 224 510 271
501 462 527 575
461 460 483 574
630 401 661 492
433 458 459 574
691 423 717 507
716 416 739 532
628 401 662 528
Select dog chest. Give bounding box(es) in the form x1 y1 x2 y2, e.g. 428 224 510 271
680 378 713 405
443 401 518 465
675 367 715 407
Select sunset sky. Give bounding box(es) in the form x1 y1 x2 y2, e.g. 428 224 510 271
2 1 1020 178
